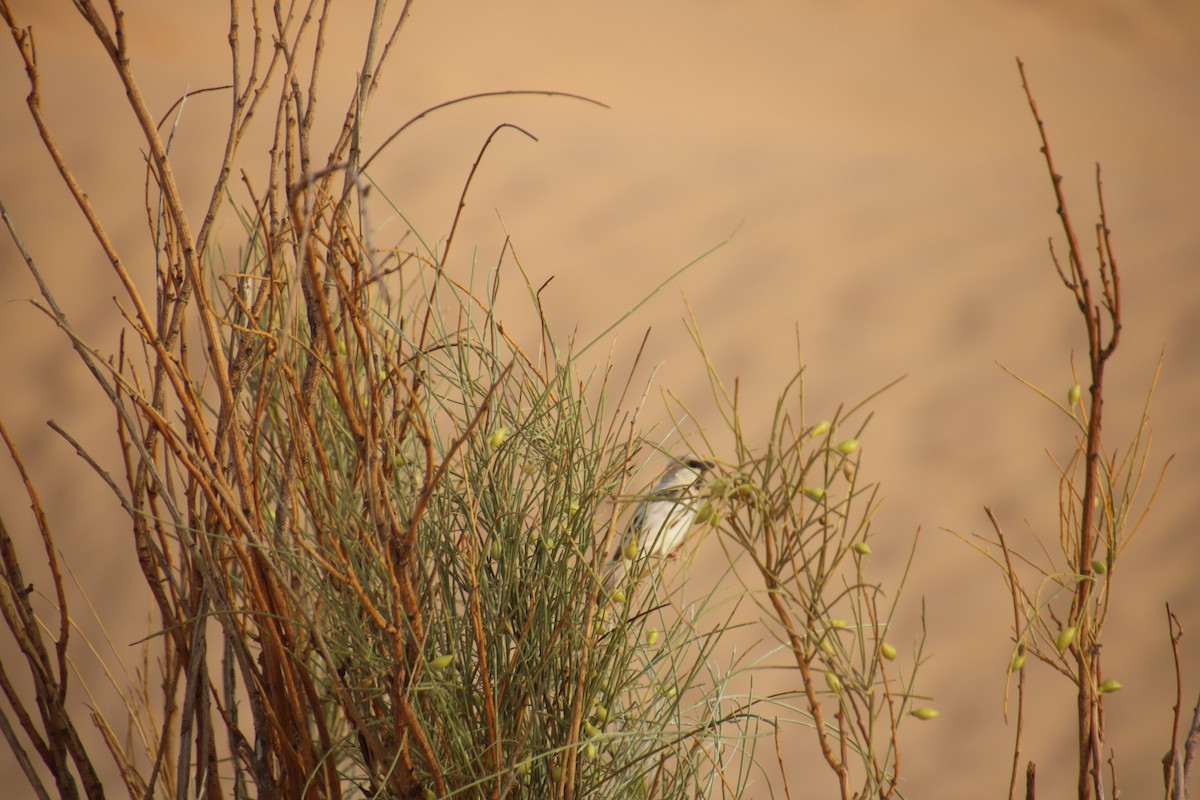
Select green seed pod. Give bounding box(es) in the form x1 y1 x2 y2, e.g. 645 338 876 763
830 618 849 629
609 588 626 604
1068 384 1082 407
694 502 718 526
732 482 756 501
811 420 832 437
911 707 940 720
820 637 834 655
622 539 639 561
583 720 601 739
853 542 872 555
1090 559 1107 575
880 642 898 661
487 427 509 450
834 438 859 455
490 539 502 560
550 764 562 781
803 486 826 501
1098 678 1123 694
1009 652 1027 672
825 671 842 695
429 654 454 670
646 628 660 646
1055 626 1077 653
568 500 581 515
593 705 609 723
584 741 598 760
516 759 531 776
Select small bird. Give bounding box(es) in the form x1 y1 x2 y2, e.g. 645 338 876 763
605 456 715 587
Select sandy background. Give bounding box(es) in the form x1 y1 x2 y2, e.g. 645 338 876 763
2 1 1198 797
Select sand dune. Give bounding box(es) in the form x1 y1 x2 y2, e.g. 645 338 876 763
2 1 1198 796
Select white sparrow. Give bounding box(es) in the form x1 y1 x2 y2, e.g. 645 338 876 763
605 456 715 587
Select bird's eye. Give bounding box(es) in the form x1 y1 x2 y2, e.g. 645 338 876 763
685 458 714 471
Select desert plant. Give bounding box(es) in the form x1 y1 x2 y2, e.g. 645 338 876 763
0 2 761 798
678 325 927 800
956 59 1190 800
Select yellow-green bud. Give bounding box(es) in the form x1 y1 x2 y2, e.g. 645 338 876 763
429 654 454 670
803 486 826 501
583 720 601 738
646 628 660 646
609 588 626 604
853 542 872 555
1068 384 1082 407
490 539 502 560
1098 678 1123 694
880 642 898 661
584 741 597 760
550 763 562 781
1055 626 1076 653
825 671 842 695
593 705 609 723
516 759 531 776
487 427 509 450
1009 652 1027 672
1090 559 1107 575
569 500 581 515
842 460 856 482
910 707 940 720
830 618 849 629
694 502 718 526
622 539 639 561
820 637 834 655
834 438 859 455
811 420 832 437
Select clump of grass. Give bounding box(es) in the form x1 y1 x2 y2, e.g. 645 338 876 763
0 3 758 798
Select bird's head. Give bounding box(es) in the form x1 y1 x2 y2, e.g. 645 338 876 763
658 455 715 490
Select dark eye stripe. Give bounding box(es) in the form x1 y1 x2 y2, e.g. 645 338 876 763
685 458 715 471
